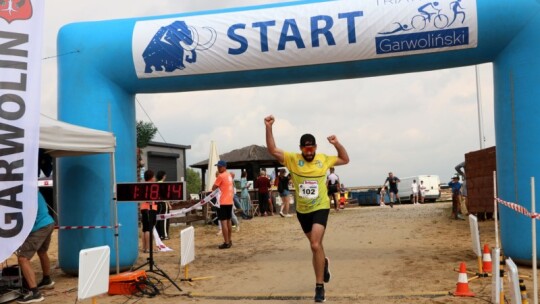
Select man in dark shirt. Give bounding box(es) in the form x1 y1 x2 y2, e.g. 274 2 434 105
255 170 272 216
382 172 401 208
448 176 463 220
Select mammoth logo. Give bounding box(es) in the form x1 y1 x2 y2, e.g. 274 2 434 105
143 20 217 74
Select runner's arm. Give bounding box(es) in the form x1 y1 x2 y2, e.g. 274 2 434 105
327 135 349 166
265 115 285 163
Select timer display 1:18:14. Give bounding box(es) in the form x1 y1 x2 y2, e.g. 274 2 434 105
116 182 184 201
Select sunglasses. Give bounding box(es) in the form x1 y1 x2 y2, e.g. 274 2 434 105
301 146 316 153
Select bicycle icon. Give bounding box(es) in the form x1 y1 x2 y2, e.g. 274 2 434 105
411 8 449 30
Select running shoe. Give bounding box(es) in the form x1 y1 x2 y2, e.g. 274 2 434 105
218 243 230 249
37 277 55 290
314 285 325 303
17 291 44 303
323 257 331 283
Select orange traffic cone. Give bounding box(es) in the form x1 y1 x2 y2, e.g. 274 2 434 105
454 262 475 297
482 244 492 273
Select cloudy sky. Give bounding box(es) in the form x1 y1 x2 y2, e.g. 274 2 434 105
40 0 495 186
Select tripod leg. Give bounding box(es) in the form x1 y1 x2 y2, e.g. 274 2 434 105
134 213 182 292
148 262 183 291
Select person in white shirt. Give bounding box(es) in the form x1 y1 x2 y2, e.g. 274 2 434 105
419 180 428 204
379 186 388 207
326 167 341 211
411 179 419 205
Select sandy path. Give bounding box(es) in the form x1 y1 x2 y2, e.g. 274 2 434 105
4 202 534 303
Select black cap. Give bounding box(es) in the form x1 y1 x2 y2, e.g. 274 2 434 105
300 134 316 146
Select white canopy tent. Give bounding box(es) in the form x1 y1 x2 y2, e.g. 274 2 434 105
39 114 121 272
39 114 115 156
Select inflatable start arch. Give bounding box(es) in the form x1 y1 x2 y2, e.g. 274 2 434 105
56 0 540 272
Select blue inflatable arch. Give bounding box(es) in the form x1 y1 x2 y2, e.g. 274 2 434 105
57 0 540 272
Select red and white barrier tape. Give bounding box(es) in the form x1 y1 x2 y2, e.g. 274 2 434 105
55 189 222 228
55 224 121 230
496 197 540 219
156 188 220 221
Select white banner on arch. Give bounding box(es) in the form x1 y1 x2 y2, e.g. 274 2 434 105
133 0 478 78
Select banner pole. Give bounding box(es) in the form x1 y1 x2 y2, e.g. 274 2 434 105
493 171 499 249
531 177 538 304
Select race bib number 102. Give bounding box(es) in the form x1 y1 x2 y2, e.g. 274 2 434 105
299 180 319 199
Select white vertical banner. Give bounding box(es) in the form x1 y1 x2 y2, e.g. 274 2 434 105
206 141 219 192
0 0 44 262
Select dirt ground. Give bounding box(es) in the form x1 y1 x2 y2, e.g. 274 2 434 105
3 202 536 304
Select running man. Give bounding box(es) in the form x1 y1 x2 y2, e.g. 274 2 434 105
382 172 401 208
265 115 349 303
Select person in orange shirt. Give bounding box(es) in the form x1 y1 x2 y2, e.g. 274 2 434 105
140 170 157 253
212 160 234 249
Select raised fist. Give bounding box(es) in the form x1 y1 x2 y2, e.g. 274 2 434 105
264 115 275 127
327 135 339 145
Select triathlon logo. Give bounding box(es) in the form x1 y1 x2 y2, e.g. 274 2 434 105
142 21 217 74
0 0 33 23
375 0 470 55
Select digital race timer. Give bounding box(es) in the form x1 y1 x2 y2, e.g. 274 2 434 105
116 182 185 201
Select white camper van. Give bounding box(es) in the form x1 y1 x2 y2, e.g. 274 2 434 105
397 175 441 203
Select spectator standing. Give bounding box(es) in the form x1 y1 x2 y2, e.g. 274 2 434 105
419 180 428 204
230 172 243 228
255 170 272 216
326 167 341 211
455 161 469 216
448 176 464 220
212 160 234 249
411 179 419 205
339 183 347 209
16 192 55 303
155 170 171 240
140 170 157 253
379 186 388 206
239 170 252 216
382 172 401 208
215 171 240 235
276 168 293 217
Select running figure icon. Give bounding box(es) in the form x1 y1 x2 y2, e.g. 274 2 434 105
448 0 466 26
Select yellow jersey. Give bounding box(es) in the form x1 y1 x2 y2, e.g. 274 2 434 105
283 151 338 214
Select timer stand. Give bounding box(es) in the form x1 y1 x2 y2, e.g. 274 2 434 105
117 181 186 292
134 222 183 292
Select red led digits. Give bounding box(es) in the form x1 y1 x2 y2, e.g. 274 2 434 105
170 184 182 199
133 185 140 199
117 182 184 201
149 184 160 200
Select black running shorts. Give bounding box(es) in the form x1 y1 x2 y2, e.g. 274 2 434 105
297 209 330 234
217 205 233 220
